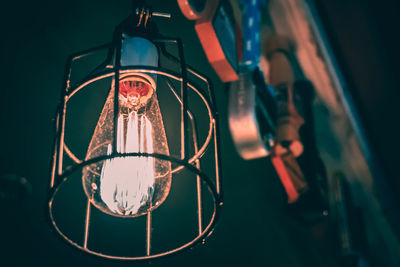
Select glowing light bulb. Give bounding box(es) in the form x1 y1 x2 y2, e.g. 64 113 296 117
82 75 171 217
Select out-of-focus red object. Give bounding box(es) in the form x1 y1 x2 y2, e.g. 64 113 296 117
271 154 298 203
178 0 239 82
119 80 151 99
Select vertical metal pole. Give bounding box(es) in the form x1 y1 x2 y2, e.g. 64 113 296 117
83 198 92 249
113 30 122 154
177 39 188 160
189 113 203 234
213 120 222 197
54 58 73 182
208 81 223 199
57 102 67 176
49 112 60 189
195 159 203 235
146 211 152 256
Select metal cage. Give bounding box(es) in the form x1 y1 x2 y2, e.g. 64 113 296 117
47 16 222 260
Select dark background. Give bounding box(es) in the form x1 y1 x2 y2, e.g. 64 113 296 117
0 0 399 266
314 0 400 208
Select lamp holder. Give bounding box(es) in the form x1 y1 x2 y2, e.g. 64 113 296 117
47 4 222 260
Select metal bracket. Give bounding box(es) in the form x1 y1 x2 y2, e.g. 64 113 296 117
229 68 276 160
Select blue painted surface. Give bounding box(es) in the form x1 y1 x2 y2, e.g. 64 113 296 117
120 36 158 67
239 0 264 69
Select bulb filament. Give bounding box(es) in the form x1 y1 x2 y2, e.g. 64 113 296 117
100 111 155 215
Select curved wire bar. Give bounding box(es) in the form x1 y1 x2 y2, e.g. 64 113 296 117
48 152 221 260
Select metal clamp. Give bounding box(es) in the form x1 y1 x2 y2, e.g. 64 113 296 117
229 68 276 159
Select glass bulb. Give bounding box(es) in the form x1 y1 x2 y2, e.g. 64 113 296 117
82 75 171 217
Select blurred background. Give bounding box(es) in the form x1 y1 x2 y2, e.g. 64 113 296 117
0 0 399 266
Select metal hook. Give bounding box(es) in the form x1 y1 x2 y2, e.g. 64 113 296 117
143 8 151 28
135 7 171 24
136 7 145 27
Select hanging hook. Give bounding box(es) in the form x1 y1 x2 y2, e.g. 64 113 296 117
143 7 151 28
135 7 171 28
136 7 145 27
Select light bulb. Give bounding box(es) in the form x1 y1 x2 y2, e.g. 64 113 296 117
82 74 172 217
